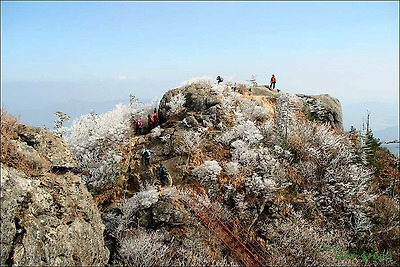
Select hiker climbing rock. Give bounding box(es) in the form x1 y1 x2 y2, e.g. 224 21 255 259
142 146 154 168
135 117 143 135
152 108 159 127
216 75 223 84
147 114 154 129
270 74 276 89
157 163 170 186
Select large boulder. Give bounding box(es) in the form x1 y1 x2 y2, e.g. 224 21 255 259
297 94 343 130
152 198 188 226
159 84 222 123
1 164 109 266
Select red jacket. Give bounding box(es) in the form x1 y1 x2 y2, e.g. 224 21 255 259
271 76 276 83
135 119 142 128
153 113 159 122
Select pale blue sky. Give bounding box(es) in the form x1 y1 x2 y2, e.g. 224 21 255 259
1 1 399 139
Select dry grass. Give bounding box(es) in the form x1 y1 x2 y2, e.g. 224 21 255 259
93 186 125 211
1 109 51 176
285 165 305 187
184 148 206 175
373 150 400 195
1 109 19 164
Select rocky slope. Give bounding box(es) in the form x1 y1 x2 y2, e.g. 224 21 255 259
1 113 109 266
93 79 398 266
2 77 398 266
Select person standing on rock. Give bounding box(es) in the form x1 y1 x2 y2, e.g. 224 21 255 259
135 117 143 135
158 163 170 186
147 114 154 129
216 75 223 84
270 74 276 89
152 108 159 128
142 147 154 168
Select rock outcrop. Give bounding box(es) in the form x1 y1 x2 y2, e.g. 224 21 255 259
14 124 77 170
1 120 109 266
158 84 224 127
296 93 343 130
159 84 343 131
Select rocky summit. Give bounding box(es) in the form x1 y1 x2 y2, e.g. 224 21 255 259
1 77 398 266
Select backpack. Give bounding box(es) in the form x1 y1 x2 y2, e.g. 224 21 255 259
143 149 151 158
159 166 168 177
135 119 142 128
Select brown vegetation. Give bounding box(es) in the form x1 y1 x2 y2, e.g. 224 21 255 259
93 186 125 211
1 109 50 176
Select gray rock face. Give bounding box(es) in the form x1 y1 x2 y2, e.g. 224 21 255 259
297 94 343 130
159 84 215 122
152 199 188 226
1 164 109 266
15 123 77 169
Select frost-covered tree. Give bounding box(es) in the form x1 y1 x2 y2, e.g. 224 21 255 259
192 160 222 184
235 97 269 122
177 129 202 156
273 93 293 147
245 172 277 198
217 113 263 146
179 76 213 89
249 74 257 87
117 229 171 266
265 209 355 266
66 98 156 190
225 161 240 176
191 160 222 196
287 119 376 231
230 140 260 171
53 111 70 138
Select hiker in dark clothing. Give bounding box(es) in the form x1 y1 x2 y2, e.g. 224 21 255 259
142 147 154 168
270 74 276 89
147 114 154 129
158 163 169 186
216 75 223 84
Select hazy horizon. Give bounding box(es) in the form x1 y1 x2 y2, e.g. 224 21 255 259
2 1 398 143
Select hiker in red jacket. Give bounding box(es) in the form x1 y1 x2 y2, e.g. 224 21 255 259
135 117 143 135
147 114 154 129
270 74 276 89
152 108 159 127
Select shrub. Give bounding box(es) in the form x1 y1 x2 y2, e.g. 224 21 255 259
245 172 277 198
225 161 240 176
191 160 222 184
1 109 19 165
117 228 171 266
0 109 51 176
266 209 355 266
176 129 202 155
217 114 263 146
53 111 70 138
